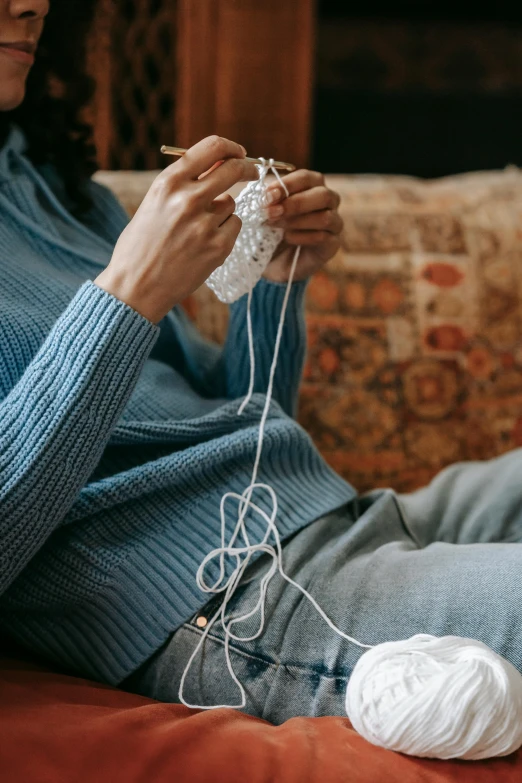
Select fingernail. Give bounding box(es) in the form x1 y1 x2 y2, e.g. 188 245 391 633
267 204 284 218
266 188 281 204
240 145 247 155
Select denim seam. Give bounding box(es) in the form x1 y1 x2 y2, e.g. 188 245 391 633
181 622 351 681
182 622 280 669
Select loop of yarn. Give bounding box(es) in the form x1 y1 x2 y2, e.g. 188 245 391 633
183 158 522 761
345 634 522 760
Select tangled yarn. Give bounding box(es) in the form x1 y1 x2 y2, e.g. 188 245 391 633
182 158 522 762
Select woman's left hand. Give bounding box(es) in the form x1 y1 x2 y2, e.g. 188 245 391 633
262 170 343 282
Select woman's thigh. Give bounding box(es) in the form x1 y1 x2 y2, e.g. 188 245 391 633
397 448 522 547
123 490 522 724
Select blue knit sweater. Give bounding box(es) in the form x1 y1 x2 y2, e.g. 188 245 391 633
0 123 355 685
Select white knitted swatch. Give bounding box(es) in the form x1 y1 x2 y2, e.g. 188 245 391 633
206 160 285 303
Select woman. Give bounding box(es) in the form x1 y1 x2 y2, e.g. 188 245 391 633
1 0 522 724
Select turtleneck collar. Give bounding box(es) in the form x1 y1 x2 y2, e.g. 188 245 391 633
0 120 122 265
0 122 29 180
0 121 28 152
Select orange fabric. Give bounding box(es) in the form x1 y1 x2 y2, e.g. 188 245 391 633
1 658 521 782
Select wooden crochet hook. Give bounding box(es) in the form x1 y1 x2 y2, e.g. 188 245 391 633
160 145 296 172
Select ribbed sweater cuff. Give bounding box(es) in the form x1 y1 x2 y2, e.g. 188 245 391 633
2 281 159 446
5 280 159 422
0 281 159 592
251 275 309 312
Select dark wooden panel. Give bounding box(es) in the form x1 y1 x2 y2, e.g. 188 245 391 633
176 0 315 169
85 0 115 169
175 0 218 151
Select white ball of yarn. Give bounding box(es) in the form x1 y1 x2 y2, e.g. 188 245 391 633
345 634 522 760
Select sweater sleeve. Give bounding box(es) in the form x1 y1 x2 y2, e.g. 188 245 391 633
173 277 309 418
0 281 159 596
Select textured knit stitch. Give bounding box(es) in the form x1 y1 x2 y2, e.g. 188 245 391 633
206 158 285 303
0 123 356 684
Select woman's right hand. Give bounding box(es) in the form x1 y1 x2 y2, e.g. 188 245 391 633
94 135 259 323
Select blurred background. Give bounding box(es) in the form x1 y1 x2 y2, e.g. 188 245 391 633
316 0 522 176
87 0 522 178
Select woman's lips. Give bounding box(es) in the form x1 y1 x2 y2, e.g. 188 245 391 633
0 45 35 65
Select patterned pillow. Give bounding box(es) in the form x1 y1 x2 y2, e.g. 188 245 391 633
96 168 522 493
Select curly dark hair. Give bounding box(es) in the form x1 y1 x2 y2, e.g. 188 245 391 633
0 0 100 218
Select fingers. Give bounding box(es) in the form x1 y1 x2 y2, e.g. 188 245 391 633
198 155 259 201
273 208 343 234
265 170 340 212
208 193 236 227
266 170 324 202
266 169 324 201
281 185 341 217
198 159 226 180
284 230 341 254
216 213 242 256
174 135 247 180
283 230 332 246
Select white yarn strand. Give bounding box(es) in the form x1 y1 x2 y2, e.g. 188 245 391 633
181 159 522 761
237 160 290 417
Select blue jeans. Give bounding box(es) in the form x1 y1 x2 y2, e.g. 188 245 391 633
122 450 522 723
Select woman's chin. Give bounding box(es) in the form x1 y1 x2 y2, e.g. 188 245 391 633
0 83 27 113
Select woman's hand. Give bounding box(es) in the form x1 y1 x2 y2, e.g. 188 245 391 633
95 136 259 323
261 170 343 283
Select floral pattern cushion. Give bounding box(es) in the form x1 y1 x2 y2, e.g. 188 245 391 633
96 168 522 493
